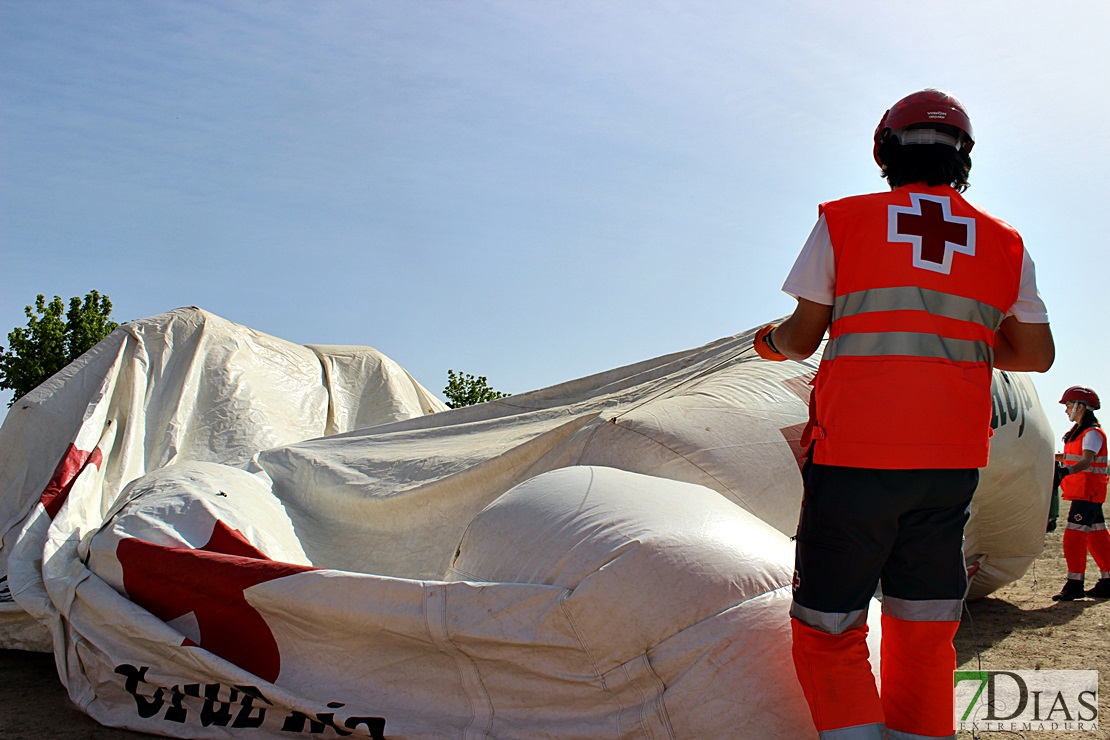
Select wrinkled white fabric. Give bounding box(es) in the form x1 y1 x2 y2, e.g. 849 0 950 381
0 307 1053 737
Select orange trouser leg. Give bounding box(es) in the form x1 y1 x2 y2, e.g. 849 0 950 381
880 614 959 737
1062 527 1089 576
791 617 884 733
1089 526 1110 572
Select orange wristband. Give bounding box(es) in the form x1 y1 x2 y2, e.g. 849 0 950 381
754 324 788 361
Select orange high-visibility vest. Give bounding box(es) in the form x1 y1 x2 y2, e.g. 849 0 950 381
810 184 1025 469
1061 426 1108 503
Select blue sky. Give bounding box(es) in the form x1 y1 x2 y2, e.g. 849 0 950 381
2 1 1107 444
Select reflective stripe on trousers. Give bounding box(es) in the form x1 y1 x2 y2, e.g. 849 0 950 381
792 596 963 634
790 601 868 634
882 596 963 622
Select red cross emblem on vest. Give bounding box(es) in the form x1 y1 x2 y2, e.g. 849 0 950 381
887 193 976 275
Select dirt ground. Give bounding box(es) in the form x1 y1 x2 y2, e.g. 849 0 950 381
0 527 1105 739
953 526 1107 739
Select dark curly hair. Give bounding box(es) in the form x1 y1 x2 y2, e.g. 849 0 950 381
878 127 972 193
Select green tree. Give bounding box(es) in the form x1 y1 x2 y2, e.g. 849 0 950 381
444 369 510 409
0 291 118 407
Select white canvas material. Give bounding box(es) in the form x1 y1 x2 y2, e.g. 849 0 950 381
0 307 1054 737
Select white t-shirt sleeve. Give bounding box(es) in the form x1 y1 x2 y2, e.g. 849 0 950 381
782 215 835 306
1007 248 1050 323
1082 429 1103 454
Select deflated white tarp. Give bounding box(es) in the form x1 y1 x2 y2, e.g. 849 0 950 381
0 307 1054 738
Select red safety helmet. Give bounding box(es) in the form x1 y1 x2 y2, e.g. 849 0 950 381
873 88 975 167
1059 386 1101 410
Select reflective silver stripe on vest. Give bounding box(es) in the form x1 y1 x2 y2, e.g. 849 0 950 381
791 602 868 635
882 596 963 622
832 286 1005 329
827 286 999 363
1063 454 1109 475
820 723 888 740
824 331 993 364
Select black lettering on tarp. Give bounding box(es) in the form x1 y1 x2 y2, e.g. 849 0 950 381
280 709 387 737
282 710 318 733
201 682 233 727
1004 378 1020 432
990 372 1029 437
345 715 387 739
233 685 270 729
999 377 1007 428
184 683 270 728
164 685 193 723
115 664 165 719
281 707 352 735
114 664 382 736
1015 375 1034 436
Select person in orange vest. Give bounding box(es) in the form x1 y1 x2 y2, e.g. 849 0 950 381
755 89 1056 739
1052 386 1110 600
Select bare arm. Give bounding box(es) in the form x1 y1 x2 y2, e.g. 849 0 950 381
771 298 833 361
993 316 1055 372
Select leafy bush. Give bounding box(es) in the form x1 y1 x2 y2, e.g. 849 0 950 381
0 291 118 406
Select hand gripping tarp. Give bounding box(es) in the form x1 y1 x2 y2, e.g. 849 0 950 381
0 307 1054 738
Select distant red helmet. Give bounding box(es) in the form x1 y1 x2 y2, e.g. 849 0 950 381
873 88 975 167
1059 386 1101 410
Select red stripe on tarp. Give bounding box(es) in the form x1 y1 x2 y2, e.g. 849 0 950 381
39 443 104 520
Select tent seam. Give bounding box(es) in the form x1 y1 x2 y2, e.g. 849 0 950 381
556 589 631 732
424 584 495 737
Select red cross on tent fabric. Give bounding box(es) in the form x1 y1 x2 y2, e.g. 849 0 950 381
40 443 104 520
117 521 317 683
888 193 976 274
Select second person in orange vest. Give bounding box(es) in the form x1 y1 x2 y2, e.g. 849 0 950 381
1052 385 1110 600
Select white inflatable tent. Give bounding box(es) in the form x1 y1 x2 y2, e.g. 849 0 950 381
0 307 1054 738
